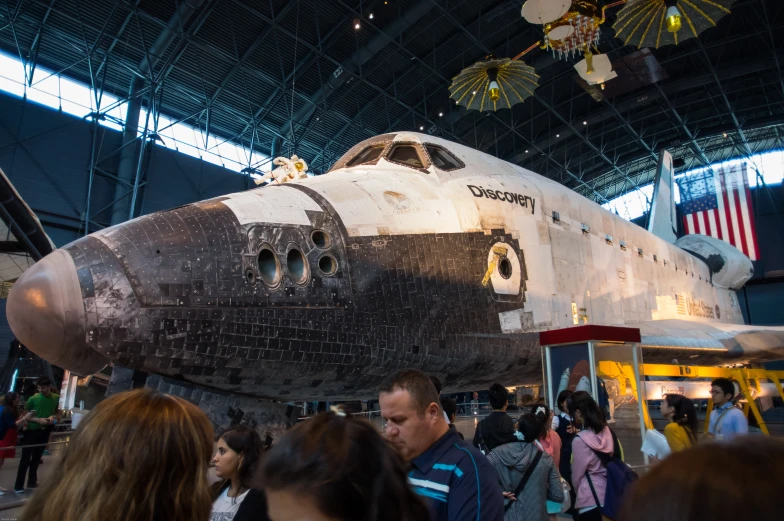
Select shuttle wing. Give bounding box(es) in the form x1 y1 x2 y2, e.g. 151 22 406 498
639 319 784 362
0 168 55 284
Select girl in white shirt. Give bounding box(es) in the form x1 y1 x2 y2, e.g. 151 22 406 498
211 425 269 521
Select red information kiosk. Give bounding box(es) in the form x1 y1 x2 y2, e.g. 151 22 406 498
540 325 649 465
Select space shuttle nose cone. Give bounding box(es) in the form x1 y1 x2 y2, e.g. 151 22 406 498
7 249 107 375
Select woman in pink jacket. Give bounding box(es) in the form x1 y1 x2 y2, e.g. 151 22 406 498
569 391 614 521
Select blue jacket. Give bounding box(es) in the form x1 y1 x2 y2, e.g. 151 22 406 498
409 427 503 521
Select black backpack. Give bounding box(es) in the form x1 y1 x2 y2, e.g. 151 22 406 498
584 430 639 521
477 419 489 454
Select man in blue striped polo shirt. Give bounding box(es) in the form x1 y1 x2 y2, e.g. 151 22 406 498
379 369 503 521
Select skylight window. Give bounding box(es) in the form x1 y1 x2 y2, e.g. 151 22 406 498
0 49 270 175
602 151 783 221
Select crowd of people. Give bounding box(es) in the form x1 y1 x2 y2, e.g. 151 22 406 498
0 371 779 521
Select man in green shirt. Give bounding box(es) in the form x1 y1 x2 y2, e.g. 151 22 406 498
14 377 60 493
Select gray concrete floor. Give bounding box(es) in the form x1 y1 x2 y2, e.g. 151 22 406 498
0 453 59 518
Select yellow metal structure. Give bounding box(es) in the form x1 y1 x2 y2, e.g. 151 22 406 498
769 374 784 401
596 362 784 437
597 360 654 430
704 397 713 434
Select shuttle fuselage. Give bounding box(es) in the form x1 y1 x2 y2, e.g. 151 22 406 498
7 133 758 400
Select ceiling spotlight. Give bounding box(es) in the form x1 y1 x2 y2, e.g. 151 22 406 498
353 19 360 29
583 120 587 125
488 80 500 102
472 90 477 95
419 126 424 131
438 112 443 117
369 13 374 19
525 149 529 153
556 134 560 138
723 132 728 138
666 5 682 33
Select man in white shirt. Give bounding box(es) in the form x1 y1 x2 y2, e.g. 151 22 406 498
708 378 749 441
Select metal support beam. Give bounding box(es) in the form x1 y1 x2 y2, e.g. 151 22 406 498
23 0 56 86
203 1 298 147
698 41 753 157
652 82 710 166
111 0 209 225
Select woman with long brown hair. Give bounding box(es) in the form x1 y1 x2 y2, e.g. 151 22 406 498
211 425 269 521
261 409 431 521
660 394 697 451
0 392 34 474
22 388 215 521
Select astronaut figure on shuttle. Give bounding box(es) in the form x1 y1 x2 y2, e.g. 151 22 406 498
254 155 309 185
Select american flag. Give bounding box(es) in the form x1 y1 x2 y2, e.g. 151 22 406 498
677 163 760 261
675 294 687 315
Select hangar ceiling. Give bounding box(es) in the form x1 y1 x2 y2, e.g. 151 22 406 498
1 0 782 205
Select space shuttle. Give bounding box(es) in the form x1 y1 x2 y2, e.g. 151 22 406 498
4 132 784 404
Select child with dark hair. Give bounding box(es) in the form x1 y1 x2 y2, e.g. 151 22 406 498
473 383 517 452
486 414 564 521
211 424 269 521
553 390 576 483
262 410 431 521
531 404 562 469
660 394 698 451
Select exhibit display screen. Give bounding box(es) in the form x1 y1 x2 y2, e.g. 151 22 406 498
547 342 592 407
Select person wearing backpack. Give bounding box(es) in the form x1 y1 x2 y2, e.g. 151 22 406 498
486 413 565 521
569 391 613 521
473 383 517 453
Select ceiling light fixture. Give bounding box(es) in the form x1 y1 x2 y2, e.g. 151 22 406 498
419 126 424 131
369 13 374 19
583 121 587 125
353 19 360 29
556 134 560 138
665 1 682 33
438 112 443 117
487 67 500 102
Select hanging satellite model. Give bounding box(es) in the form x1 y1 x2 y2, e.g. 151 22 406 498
574 50 617 85
536 0 606 60
520 0 572 25
449 54 540 112
520 0 624 90
613 0 738 48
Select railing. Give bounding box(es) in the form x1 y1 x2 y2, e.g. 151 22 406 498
1 421 74 458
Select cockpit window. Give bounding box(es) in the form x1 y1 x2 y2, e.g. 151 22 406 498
387 144 426 169
425 145 464 171
346 145 386 167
